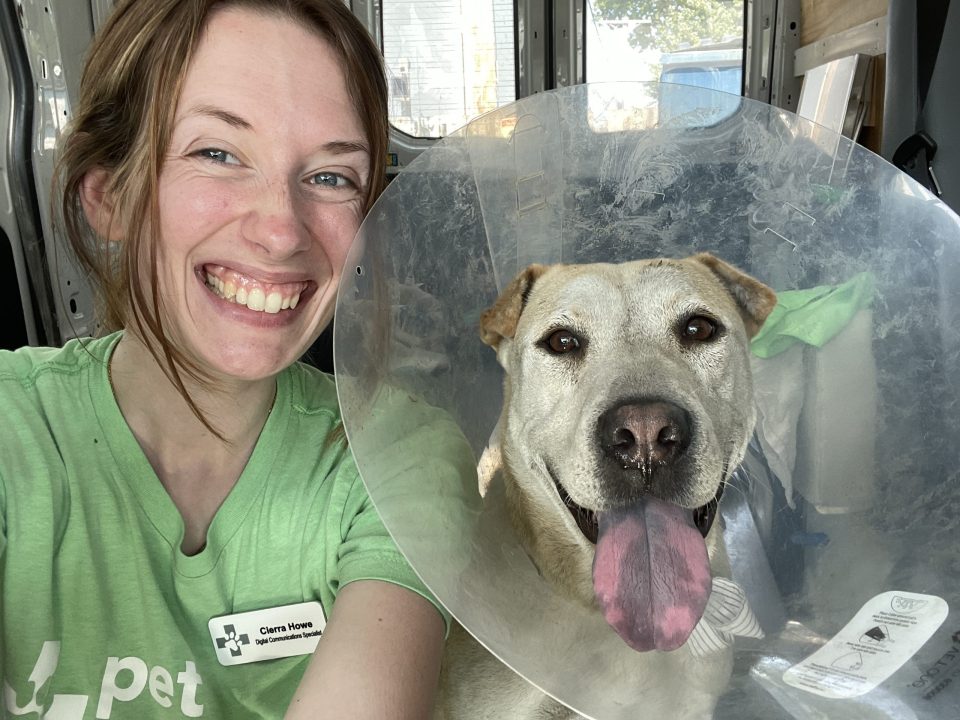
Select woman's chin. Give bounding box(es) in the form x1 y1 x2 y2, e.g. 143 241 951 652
182 303 328 383
197 342 305 385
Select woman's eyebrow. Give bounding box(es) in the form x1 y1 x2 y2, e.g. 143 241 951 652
185 104 252 130
324 140 369 156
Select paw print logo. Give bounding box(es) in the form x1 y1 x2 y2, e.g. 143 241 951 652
215 624 251 657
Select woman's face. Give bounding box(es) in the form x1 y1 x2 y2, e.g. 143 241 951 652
154 7 368 382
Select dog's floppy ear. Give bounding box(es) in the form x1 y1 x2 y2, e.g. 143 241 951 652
691 253 777 337
480 264 550 348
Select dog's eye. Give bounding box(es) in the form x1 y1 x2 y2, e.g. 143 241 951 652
681 316 718 343
544 329 581 354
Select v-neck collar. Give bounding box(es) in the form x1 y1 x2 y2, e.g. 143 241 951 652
90 332 292 577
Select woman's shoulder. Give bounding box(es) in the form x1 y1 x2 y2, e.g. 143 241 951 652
0 335 118 501
0 334 116 394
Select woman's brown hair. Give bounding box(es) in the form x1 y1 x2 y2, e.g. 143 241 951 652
55 0 388 436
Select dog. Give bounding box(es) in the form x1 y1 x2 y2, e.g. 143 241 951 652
435 254 777 719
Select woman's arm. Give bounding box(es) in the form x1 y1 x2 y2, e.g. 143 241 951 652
285 579 445 719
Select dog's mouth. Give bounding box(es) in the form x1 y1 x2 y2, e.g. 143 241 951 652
547 467 726 652
554 479 601 543
551 474 725 545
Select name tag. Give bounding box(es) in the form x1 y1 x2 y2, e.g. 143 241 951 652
208 601 327 666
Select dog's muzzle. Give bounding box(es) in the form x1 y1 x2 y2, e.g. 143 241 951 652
548 399 725 547
599 399 692 470
595 398 721 535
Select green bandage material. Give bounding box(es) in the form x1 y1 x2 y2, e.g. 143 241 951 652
751 272 875 358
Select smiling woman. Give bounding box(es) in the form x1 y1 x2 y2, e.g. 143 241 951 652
0 1 447 718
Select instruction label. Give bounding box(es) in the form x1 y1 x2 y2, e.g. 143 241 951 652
783 591 948 699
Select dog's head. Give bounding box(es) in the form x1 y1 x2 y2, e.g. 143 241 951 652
480 254 775 653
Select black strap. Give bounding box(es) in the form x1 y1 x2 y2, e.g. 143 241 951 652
893 0 951 196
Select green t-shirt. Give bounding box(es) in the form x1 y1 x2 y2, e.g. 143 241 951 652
0 333 441 718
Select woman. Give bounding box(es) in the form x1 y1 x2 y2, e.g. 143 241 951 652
0 1 446 717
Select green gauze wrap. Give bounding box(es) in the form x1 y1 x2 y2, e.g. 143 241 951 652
750 272 875 358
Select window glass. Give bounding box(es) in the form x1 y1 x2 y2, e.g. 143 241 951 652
661 66 742 96
586 0 744 92
382 0 516 138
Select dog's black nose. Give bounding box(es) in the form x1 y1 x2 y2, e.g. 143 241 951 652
599 400 691 468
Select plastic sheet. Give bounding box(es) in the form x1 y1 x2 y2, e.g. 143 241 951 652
334 82 960 719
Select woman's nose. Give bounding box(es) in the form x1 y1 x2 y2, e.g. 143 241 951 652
241 180 313 258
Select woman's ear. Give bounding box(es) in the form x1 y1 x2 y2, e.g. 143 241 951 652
80 167 124 241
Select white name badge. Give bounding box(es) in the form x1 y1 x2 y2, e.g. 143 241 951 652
208 601 327 666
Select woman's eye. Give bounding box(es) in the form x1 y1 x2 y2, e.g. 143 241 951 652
194 148 240 165
543 329 581 355
309 172 354 189
681 315 719 343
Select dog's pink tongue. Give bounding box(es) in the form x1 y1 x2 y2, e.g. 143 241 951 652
592 497 711 652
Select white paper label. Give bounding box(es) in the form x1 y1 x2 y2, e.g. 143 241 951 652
783 591 948 699
208 601 327 666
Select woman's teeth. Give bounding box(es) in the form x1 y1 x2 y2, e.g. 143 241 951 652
205 273 301 314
